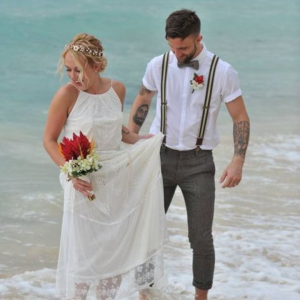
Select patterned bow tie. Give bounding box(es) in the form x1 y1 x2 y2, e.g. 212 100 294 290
177 60 199 70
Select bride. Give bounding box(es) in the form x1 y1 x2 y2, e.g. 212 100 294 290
43 33 168 300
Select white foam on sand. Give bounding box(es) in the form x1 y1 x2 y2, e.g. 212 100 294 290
164 200 300 300
1 207 299 300
1 219 299 300
0 269 56 299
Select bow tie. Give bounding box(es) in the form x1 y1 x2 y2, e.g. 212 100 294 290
177 60 199 70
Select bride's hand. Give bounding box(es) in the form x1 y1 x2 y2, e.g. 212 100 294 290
71 177 93 198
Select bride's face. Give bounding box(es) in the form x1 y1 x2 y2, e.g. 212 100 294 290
64 52 97 90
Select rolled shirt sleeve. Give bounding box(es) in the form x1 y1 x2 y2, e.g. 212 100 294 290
221 65 242 103
142 58 160 92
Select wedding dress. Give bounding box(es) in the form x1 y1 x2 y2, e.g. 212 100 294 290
56 83 167 300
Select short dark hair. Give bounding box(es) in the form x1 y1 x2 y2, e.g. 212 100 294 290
165 9 201 39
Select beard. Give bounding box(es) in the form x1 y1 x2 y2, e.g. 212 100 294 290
179 42 198 63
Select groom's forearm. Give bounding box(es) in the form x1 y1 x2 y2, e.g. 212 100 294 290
129 84 155 133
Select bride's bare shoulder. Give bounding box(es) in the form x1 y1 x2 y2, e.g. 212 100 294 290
111 79 126 103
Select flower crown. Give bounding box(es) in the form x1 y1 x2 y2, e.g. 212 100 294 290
64 44 103 57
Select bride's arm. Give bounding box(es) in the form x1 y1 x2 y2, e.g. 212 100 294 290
43 85 93 197
121 125 153 144
43 85 76 166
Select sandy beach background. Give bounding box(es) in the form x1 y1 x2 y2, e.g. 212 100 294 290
0 0 299 299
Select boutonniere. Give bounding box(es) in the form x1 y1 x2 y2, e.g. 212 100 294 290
190 73 204 93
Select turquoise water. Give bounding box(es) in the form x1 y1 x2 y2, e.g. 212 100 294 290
1 0 299 192
0 0 299 125
0 1 299 299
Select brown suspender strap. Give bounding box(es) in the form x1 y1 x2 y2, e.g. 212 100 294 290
160 52 170 144
196 55 219 147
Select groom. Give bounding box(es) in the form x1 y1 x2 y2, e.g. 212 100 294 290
129 9 250 300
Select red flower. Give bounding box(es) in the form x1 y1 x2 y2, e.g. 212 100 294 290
190 73 205 93
58 131 94 161
195 75 204 84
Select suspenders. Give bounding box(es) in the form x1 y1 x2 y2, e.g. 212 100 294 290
196 55 219 148
160 52 170 144
160 53 219 149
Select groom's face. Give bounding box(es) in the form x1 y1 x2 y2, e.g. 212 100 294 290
167 35 202 63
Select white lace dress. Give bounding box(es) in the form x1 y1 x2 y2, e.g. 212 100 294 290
56 85 167 300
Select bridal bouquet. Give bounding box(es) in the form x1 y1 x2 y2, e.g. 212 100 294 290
58 131 102 200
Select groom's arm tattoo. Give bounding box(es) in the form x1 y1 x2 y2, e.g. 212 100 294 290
233 121 250 158
133 104 149 127
133 84 151 126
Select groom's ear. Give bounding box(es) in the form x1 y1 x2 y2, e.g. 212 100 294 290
196 35 203 43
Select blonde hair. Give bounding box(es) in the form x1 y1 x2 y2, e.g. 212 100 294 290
57 33 107 82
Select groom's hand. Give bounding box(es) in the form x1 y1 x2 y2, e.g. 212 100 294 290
220 158 243 188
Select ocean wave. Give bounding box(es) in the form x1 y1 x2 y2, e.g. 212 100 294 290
250 134 300 170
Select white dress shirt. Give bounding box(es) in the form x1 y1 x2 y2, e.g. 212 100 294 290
143 43 242 150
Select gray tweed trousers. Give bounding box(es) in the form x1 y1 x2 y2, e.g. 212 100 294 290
160 146 215 290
